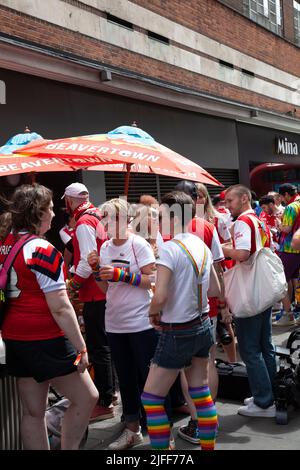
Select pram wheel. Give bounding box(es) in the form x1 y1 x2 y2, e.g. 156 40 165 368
275 402 288 425
276 409 288 425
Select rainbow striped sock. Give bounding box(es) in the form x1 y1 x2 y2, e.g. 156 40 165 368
189 385 218 451
141 391 170 450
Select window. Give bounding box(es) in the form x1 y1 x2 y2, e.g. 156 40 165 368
147 31 169 45
294 1 300 45
106 13 133 30
243 0 283 35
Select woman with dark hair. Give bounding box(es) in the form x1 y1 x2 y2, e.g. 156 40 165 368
0 184 98 450
0 211 12 242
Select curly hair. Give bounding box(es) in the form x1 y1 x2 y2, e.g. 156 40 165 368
7 184 53 235
0 212 12 241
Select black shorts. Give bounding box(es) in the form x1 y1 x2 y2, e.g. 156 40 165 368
4 336 77 383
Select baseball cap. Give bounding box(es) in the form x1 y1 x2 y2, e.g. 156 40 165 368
174 180 198 202
61 182 89 199
219 190 226 200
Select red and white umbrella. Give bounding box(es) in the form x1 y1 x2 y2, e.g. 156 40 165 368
16 125 222 193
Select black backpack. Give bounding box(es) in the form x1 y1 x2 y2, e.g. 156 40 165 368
286 328 300 352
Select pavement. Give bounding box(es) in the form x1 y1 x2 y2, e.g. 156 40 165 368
84 324 300 451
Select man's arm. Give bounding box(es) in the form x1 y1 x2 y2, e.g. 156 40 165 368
149 265 172 329
222 218 251 262
280 205 296 233
221 245 250 262
291 228 300 250
75 224 97 280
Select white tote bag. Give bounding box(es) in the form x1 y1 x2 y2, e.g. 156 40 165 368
224 217 287 318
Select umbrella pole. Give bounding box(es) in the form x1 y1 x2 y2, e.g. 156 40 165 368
30 172 36 185
124 163 132 197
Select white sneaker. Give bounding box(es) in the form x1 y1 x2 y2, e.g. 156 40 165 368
244 396 254 405
169 427 176 450
108 427 143 450
273 313 295 327
238 402 276 418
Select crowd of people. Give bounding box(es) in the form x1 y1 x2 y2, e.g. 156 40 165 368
0 178 300 451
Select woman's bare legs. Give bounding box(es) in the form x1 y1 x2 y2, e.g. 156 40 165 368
179 370 197 420
208 344 219 401
51 370 98 450
17 377 50 450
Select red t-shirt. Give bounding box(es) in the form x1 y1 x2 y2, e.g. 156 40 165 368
188 218 224 318
0 234 65 340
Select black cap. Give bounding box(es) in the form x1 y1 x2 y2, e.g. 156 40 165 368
174 180 198 202
278 183 297 196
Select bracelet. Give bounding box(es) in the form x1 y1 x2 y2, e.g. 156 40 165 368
90 262 102 281
112 268 141 286
73 348 87 366
91 269 102 282
68 278 82 292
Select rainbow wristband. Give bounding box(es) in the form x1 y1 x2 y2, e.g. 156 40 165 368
112 267 141 286
68 278 82 291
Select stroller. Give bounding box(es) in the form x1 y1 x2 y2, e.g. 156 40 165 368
274 329 300 424
46 387 88 449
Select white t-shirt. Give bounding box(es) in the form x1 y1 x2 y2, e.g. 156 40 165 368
59 225 73 245
156 233 213 323
233 209 268 252
233 219 252 251
210 227 224 262
215 214 231 242
100 233 155 333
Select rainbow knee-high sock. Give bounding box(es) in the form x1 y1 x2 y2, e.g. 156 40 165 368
141 391 170 450
188 385 218 451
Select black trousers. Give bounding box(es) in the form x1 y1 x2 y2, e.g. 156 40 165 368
107 329 172 426
83 300 114 407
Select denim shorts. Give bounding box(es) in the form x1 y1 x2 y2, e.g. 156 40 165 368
152 317 214 369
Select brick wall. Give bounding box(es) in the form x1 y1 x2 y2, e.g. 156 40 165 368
216 0 244 15
0 2 299 117
132 0 300 76
282 0 296 43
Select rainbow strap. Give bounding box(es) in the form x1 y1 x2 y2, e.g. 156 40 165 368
112 267 141 286
171 239 207 311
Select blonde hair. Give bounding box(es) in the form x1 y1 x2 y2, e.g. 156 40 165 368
139 194 159 206
195 183 217 223
100 198 130 218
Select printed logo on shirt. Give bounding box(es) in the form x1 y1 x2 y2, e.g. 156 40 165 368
235 232 243 240
0 244 12 255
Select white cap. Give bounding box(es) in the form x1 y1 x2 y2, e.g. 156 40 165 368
61 182 89 199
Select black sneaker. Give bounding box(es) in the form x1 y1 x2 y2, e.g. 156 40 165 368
177 419 200 445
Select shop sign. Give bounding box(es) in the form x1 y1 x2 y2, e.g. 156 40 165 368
0 80 5 104
275 137 299 156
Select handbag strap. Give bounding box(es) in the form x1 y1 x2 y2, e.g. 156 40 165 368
239 213 268 252
171 239 207 312
2 234 37 273
0 234 37 303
